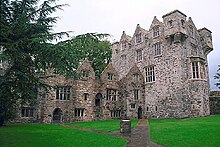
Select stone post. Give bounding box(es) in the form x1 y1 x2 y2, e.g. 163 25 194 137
120 119 131 133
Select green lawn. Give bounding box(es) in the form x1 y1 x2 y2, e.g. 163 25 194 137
149 115 220 147
68 119 139 132
0 123 126 147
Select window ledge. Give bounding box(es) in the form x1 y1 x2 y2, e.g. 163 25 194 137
154 55 162 58
189 78 207 82
145 81 156 84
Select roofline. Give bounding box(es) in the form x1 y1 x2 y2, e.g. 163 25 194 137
198 27 212 33
162 10 187 18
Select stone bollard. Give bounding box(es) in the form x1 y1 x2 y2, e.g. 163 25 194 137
120 119 131 133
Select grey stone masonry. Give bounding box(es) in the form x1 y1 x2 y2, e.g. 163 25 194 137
209 91 220 115
13 10 214 123
112 10 213 119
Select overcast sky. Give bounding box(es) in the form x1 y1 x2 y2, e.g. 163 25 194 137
53 0 220 90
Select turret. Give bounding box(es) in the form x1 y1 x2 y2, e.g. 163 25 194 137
198 28 213 54
162 10 187 43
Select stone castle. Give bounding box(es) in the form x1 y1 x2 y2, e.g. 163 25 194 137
15 10 213 123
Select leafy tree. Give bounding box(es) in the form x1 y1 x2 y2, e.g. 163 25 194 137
214 65 220 89
0 0 69 125
58 33 112 78
0 0 112 126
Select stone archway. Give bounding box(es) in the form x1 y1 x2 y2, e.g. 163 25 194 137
95 93 102 118
138 106 142 119
52 108 63 123
95 93 102 107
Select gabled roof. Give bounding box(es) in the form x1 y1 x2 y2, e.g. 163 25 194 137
120 31 132 42
198 27 212 33
100 62 119 81
187 17 197 30
133 24 147 36
120 64 144 83
76 59 95 79
149 16 163 29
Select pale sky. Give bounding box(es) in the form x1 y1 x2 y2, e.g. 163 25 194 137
53 0 220 90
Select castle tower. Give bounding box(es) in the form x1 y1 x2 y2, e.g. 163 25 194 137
112 10 213 118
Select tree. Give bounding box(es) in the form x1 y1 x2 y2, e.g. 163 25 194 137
58 33 112 78
214 65 220 89
0 0 112 126
0 0 69 125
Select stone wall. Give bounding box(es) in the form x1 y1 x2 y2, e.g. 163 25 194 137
209 91 220 115
209 97 220 114
13 10 214 124
112 10 212 119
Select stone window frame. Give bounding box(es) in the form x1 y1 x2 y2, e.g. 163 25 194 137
191 104 197 110
146 106 149 112
55 86 71 100
133 89 140 100
81 70 89 79
190 57 206 80
192 62 199 79
135 33 142 44
191 61 206 79
136 49 143 62
153 26 160 38
120 54 127 61
133 73 140 82
106 89 117 101
181 19 185 28
121 42 127 50
83 93 88 101
74 108 84 117
21 107 34 117
107 72 114 80
154 42 162 56
110 110 121 118
145 65 156 83
168 20 173 28
130 103 136 109
155 105 158 111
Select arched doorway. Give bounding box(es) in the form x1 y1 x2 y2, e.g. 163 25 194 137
52 108 63 123
138 106 142 119
95 93 102 106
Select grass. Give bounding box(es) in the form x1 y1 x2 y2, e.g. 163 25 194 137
0 123 126 147
149 115 220 147
68 119 139 132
